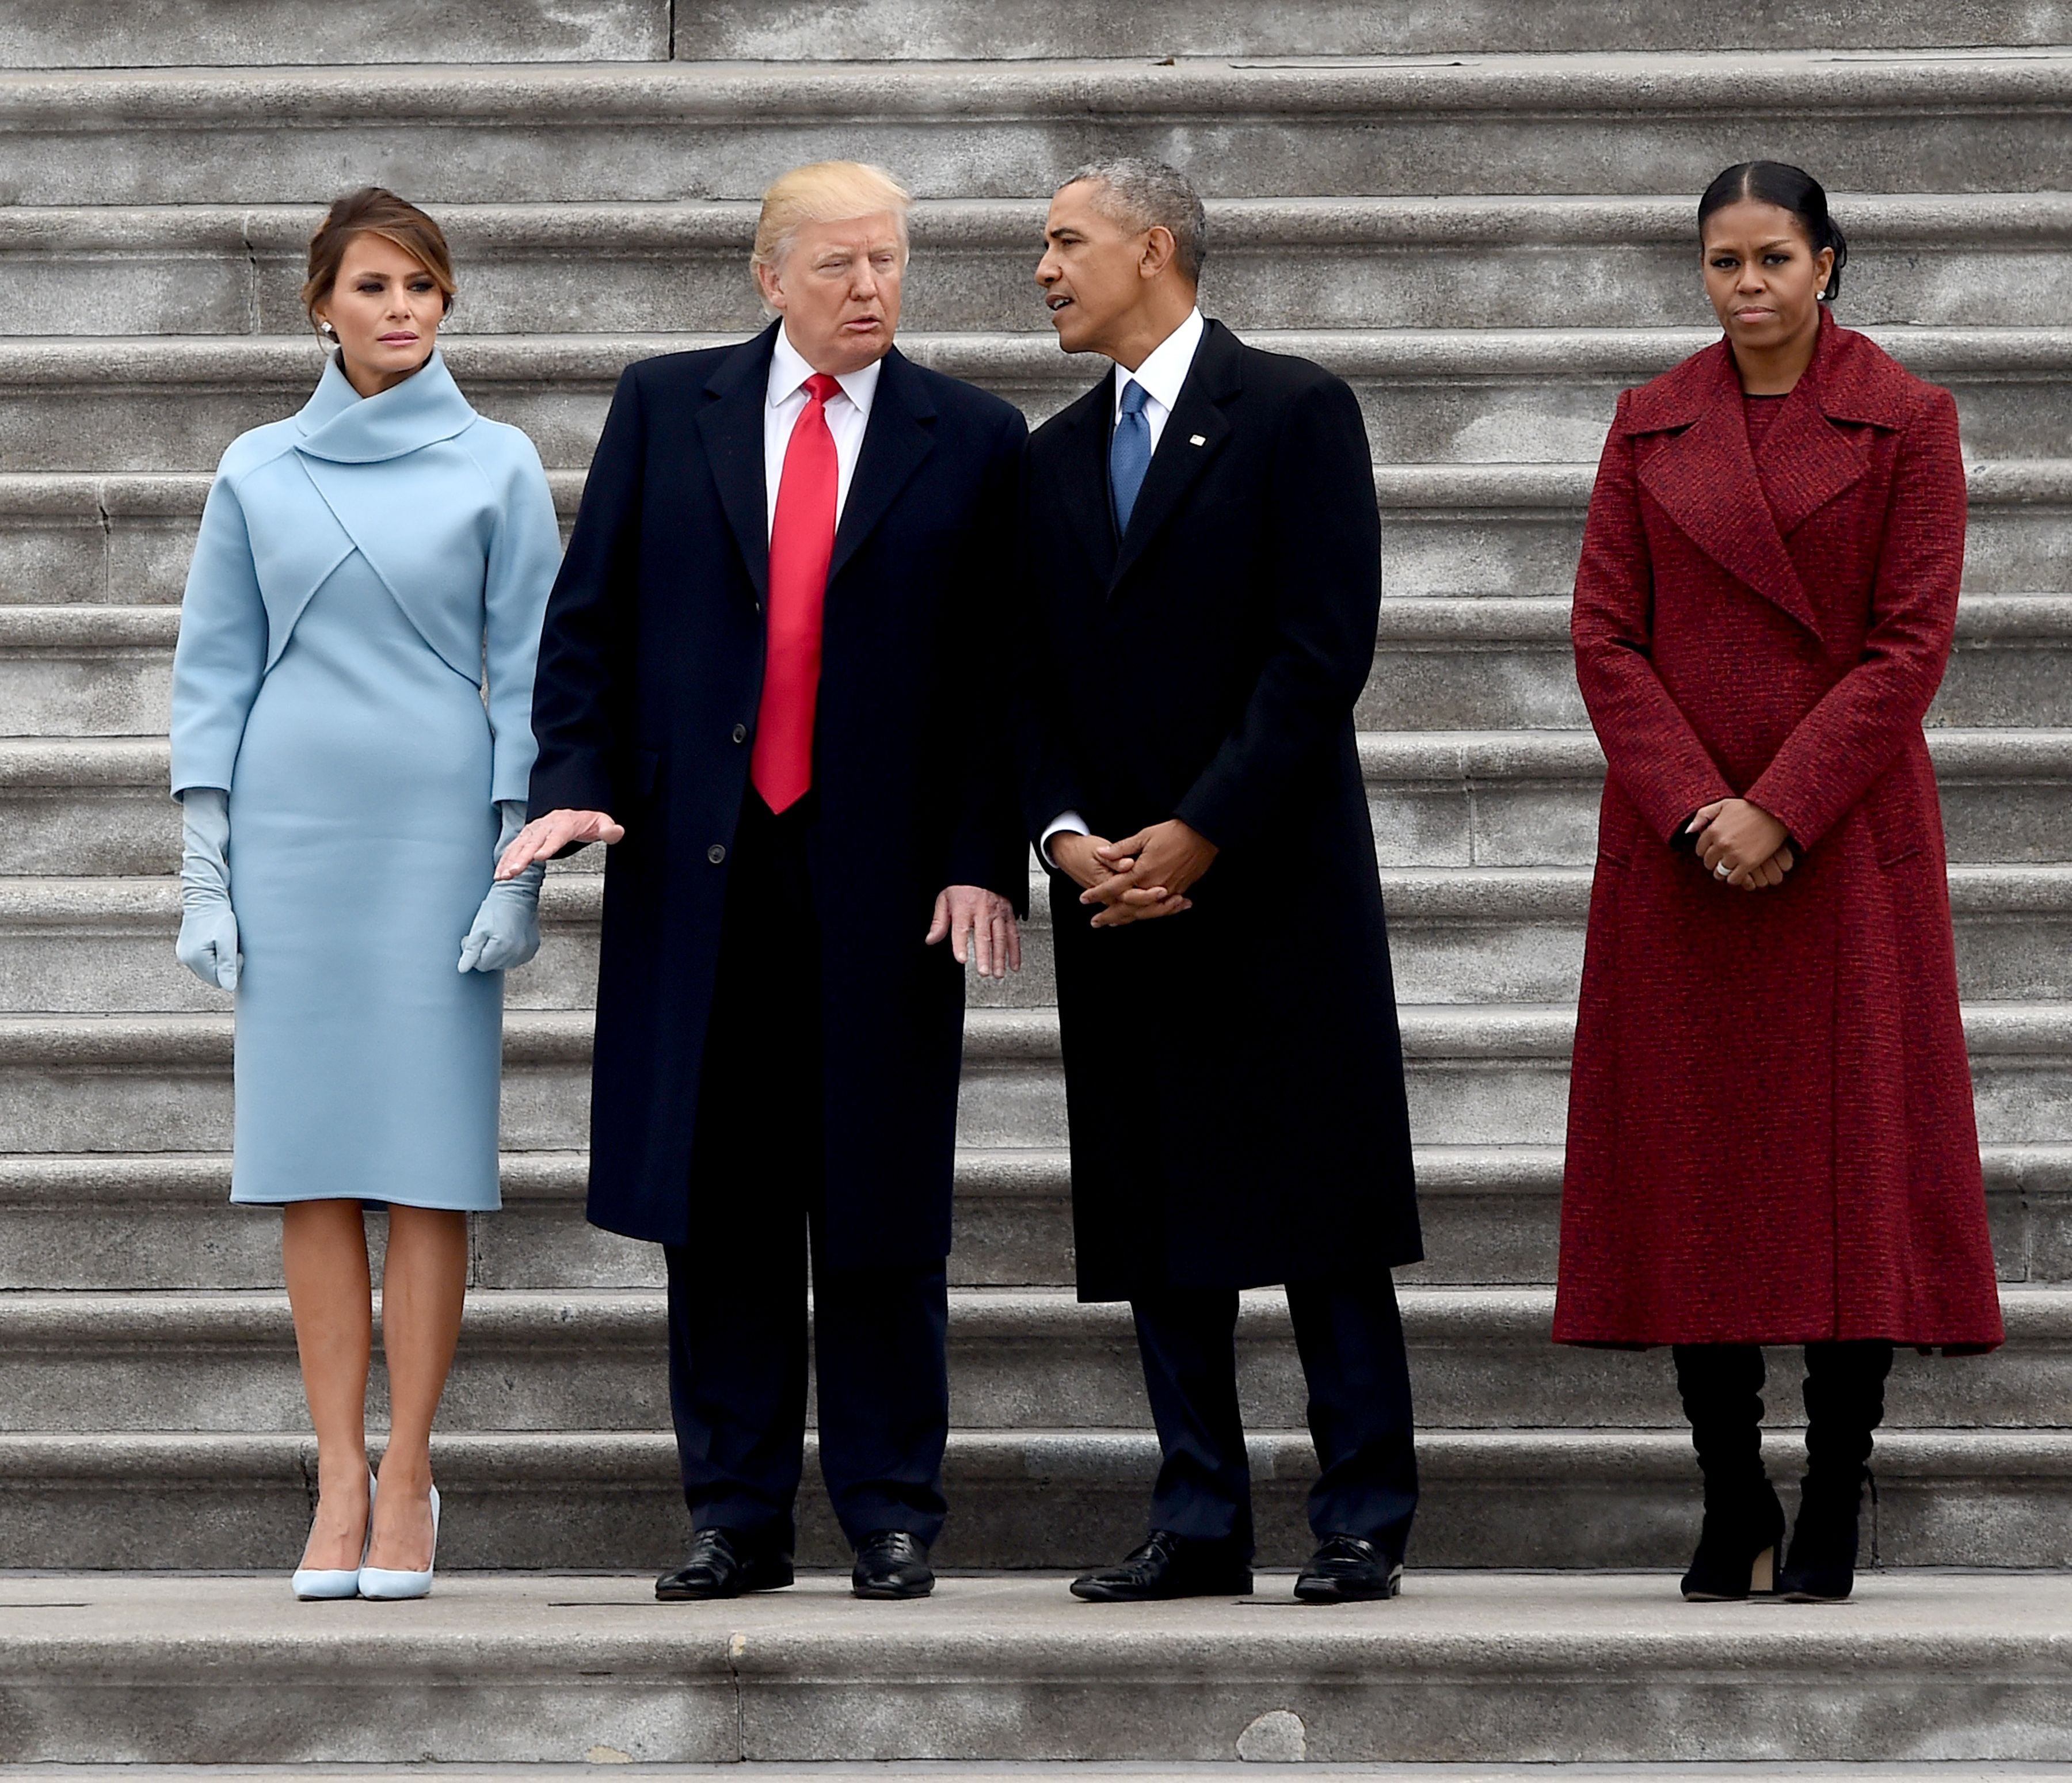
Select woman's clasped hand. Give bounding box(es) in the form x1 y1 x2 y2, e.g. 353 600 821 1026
1686 798 1796 890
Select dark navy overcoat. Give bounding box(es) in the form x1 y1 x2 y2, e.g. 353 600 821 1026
528 322 1027 1258
1017 319 1421 1301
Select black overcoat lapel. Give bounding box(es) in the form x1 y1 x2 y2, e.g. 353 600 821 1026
1110 319 1243 594
694 321 780 604
1048 371 1120 589
827 347 936 585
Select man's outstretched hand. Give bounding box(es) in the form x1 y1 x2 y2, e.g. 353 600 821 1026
497 808 624 879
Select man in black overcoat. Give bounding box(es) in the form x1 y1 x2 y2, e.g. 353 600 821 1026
500 162 1027 1602
1018 159 1422 1603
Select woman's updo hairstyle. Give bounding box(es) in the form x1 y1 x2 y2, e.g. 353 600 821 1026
1697 161 1848 302
300 187 457 334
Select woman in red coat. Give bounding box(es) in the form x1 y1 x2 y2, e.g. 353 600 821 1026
1554 162 2003 1605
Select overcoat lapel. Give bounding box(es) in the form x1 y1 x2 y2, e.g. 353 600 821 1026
1050 375 1119 588
827 348 935 585
1110 321 1241 595
694 322 779 605
1633 342 1825 642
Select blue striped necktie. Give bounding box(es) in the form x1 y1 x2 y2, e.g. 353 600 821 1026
1110 378 1152 535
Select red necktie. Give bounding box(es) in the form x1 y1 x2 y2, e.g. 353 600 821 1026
752 371 841 813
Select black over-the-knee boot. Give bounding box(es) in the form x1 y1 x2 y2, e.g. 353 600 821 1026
1779 1339 1894 1603
1671 1343 1786 1600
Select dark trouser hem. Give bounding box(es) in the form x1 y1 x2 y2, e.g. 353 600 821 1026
1131 1274 1419 1560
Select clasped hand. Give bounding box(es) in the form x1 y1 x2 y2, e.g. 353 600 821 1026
1688 798 1796 890
1054 819 1218 928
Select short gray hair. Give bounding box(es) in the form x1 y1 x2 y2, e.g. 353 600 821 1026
1058 157 1207 283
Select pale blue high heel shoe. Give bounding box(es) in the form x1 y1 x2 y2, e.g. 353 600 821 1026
292 1471 375 1601
358 1483 440 1601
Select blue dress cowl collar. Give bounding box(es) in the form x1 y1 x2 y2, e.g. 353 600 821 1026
292 349 478 463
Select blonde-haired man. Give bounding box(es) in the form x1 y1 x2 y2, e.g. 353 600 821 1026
505 162 1028 1600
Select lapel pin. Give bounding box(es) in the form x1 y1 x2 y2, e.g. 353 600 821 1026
1189 433 1206 447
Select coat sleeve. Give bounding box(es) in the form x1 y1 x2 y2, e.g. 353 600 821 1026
1570 391 1736 842
482 432 562 805
1745 388 1965 849
527 365 646 818
943 403 1033 912
1171 373 1380 852
169 466 266 798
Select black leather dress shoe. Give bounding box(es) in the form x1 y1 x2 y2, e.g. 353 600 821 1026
1293 1533 1403 1603
655 1527 794 1601
1069 1530 1254 1602
852 1530 935 1599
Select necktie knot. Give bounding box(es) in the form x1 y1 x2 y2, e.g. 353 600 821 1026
1119 379 1150 417
803 372 841 408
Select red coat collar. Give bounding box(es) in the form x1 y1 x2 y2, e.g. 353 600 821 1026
1619 310 1928 653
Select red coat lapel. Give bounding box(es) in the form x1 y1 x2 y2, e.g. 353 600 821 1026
1631 338 1824 641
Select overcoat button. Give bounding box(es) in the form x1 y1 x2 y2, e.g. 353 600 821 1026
731 723 748 744
707 844 727 864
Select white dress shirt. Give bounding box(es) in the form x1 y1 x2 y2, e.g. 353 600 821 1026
764 323 882 537
1042 307 1208 866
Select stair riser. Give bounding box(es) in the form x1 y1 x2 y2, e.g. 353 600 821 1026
679 1 2072 59
0 1438 2063 1572
6 1163 2058 1291
6 1 2054 66
4 494 2063 605
0 106 2060 206
2 1302 2057 1434
2 769 2056 876
14 629 2069 738
8 363 2071 472
26 233 2072 338
0 1 668 68
12 898 2070 1015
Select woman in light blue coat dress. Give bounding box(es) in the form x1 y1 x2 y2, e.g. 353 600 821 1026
168 190 560 1599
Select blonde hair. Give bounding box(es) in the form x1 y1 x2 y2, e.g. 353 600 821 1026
751 161 913 275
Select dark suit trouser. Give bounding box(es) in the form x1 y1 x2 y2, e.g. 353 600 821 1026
663 793 950 1553
1132 1275 1418 1561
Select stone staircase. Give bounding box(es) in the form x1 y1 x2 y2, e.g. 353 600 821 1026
2 1 2072 1768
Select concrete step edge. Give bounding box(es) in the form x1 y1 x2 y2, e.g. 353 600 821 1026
7 1278 2071 1347
2 1001 2069 1063
12 191 2072 250
0 1423 2063 1482
7 728 2070 790
0 51 2063 123
5 327 2072 385
5 463 2071 517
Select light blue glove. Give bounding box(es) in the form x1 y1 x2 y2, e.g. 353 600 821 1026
175 786 240 991
459 799 543 974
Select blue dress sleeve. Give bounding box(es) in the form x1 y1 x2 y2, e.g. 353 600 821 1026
482 433 561 805
169 469 266 797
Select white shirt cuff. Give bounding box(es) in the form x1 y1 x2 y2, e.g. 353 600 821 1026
1039 810 1090 868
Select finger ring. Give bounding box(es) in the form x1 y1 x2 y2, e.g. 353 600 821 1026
1714 863 1731 878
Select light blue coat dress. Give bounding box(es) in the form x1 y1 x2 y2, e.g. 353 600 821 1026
169 351 559 1210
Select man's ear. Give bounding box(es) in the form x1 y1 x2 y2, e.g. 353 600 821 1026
1139 226 1178 281
754 260 787 311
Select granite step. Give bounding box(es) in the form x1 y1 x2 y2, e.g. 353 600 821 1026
3 729 2065 876
8 0 2059 66
11 593 2072 738
8 329 2072 474
3 459 2067 605
0 1426 2066 1571
0 54 2061 205
1 1140 2066 1293
9 193 2072 337
6 859 2069 1018
0 1283 2060 1435
0 999 2060 1156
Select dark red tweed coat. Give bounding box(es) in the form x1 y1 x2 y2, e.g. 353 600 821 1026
1552 310 2004 1350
